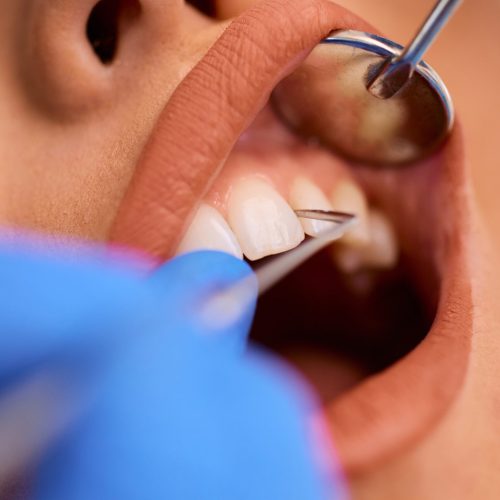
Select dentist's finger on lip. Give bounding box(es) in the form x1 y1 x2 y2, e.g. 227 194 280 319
110 0 374 259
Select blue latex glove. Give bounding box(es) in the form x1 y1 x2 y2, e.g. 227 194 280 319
0 238 344 500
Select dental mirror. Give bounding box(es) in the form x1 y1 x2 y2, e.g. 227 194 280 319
272 0 462 166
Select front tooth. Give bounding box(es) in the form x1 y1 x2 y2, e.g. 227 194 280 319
227 177 305 261
176 203 243 259
330 178 370 247
289 177 337 237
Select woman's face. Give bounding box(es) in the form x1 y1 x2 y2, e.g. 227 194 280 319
3 0 500 497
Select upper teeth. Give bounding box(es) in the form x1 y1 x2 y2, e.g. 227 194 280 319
333 208 399 273
329 178 370 247
175 175 398 272
176 204 243 259
226 177 305 261
289 176 339 238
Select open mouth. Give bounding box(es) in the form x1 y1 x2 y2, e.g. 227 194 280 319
171 102 472 475
110 0 473 478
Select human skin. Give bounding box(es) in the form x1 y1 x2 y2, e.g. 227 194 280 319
2 0 500 498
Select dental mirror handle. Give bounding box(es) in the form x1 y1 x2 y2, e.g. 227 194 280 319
368 0 463 99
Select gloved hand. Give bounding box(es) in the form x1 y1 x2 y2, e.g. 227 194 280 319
0 237 344 500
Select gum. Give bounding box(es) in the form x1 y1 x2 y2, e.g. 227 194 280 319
202 108 353 216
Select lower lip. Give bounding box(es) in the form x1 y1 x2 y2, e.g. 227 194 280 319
315 137 471 473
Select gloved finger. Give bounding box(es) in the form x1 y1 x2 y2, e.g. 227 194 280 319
33 313 344 500
0 243 255 381
0 242 165 485
150 250 254 299
149 251 258 350
0 247 160 379
0 243 259 486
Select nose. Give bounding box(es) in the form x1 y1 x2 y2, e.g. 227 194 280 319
18 0 192 120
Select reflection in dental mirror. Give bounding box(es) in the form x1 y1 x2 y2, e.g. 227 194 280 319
272 30 454 166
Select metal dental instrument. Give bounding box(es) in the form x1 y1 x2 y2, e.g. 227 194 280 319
201 210 357 330
257 210 356 295
272 0 463 166
368 0 462 99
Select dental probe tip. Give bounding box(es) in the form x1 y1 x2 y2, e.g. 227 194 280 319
255 210 357 295
199 210 357 332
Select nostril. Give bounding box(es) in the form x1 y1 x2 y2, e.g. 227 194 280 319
87 0 141 64
186 0 216 17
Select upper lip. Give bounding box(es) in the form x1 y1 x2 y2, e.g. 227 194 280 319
109 0 373 257
109 0 474 477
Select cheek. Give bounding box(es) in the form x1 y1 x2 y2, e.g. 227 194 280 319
0 1 222 240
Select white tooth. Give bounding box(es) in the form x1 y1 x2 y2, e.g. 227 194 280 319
330 178 370 247
227 177 305 261
333 209 398 273
361 209 399 269
176 204 243 259
289 177 337 238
